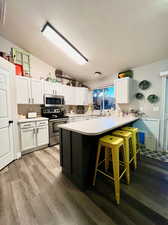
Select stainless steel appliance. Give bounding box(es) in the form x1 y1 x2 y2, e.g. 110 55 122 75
41 105 68 146
44 94 64 107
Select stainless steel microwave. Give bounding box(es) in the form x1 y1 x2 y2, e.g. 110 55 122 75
44 95 65 107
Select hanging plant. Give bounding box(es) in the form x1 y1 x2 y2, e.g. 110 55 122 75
147 94 159 104
139 80 151 90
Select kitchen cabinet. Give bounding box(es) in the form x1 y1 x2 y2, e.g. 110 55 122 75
114 77 133 104
19 119 49 153
31 79 43 104
16 76 31 104
16 76 43 104
75 87 88 105
64 86 76 105
20 127 36 151
16 77 90 106
43 81 58 95
36 126 49 147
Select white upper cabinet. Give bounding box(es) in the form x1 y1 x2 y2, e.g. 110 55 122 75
56 83 63 95
16 76 43 104
16 77 90 105
16 76 31 104
31 79 43 104
64 86 76 105
75 87 88 105
114 77 133 104
43 81 59 95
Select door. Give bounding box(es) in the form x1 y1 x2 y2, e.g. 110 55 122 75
161 77 168 151
36 126 49 146
31 79 43 104
0 68 14 170
16 76 30 104
20 128 36 151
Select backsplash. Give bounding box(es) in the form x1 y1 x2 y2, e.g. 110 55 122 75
17 104 88 117
17 104 41 117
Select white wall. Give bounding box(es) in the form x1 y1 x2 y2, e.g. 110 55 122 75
0 35 56 79
85 59 168 118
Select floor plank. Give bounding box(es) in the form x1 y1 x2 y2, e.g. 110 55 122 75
1 147 168 225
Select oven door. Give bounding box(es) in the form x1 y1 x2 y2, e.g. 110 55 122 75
49 120 67 146
44 95 64 107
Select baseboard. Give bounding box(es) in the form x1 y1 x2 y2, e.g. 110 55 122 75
15 152 21 159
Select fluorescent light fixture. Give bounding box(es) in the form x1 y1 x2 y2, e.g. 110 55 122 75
41 22 88 65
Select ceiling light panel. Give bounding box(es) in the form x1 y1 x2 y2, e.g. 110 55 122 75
42 22 88 65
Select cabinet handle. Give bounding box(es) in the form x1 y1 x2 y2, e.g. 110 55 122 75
29 98 31 104
36 128 39 133
32 98 34 104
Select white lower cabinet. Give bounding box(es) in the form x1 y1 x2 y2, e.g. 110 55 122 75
36 126 49 147
19 120 49 153
21 128 36 151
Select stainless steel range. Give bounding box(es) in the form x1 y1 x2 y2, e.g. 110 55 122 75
41 105 69 146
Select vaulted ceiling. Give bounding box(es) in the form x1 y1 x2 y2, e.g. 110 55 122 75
1 0 168 81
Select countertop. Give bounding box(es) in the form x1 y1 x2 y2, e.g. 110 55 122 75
58 115 138 136
17 117 48 123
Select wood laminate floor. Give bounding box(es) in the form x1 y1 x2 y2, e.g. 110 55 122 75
0 147 168 225
0 147 115 225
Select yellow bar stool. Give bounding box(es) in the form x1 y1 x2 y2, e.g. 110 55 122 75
112 130 137 183
93 135 128 205
121 127 140 157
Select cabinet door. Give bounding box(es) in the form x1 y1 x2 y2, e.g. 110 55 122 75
64 86 76 105
55 83 63 96
114 78 132 104
44 81 53 95
31 79 43 104
16 76 30 104
20 128 36 151
36 126 49 146
75 87 87 105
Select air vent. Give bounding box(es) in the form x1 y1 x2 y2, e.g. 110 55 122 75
0 0 6 25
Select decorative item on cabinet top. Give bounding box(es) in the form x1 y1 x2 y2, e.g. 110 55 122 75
118 70 133 79
135 93 144 100
147 94 159 104
139 80 151 90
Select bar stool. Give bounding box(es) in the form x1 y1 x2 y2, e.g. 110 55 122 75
121 127 140 157
93 135 128 205
112 130 137 183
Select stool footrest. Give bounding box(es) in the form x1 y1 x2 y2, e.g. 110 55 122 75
97 169 114 181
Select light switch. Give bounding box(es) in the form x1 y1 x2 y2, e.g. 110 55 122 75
153 106 159 112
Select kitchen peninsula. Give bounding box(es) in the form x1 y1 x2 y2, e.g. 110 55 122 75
58 115 138 190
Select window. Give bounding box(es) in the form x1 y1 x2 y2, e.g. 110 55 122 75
93 86 115 110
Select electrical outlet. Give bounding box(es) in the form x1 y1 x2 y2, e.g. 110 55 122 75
140 107 143 111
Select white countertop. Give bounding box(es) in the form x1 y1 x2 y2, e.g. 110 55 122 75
17 117 48 123
58 115 138 136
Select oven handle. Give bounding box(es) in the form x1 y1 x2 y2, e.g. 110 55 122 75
51 121 67 133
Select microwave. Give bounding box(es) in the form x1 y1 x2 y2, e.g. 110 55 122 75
44 95 65 107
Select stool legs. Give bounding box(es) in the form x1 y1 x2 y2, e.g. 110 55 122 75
105 147 110 171
125 140 130 184
132 134 137 169
93 143 101 186
112 146 120 205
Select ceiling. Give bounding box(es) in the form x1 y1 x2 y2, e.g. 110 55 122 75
1 0 168 81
